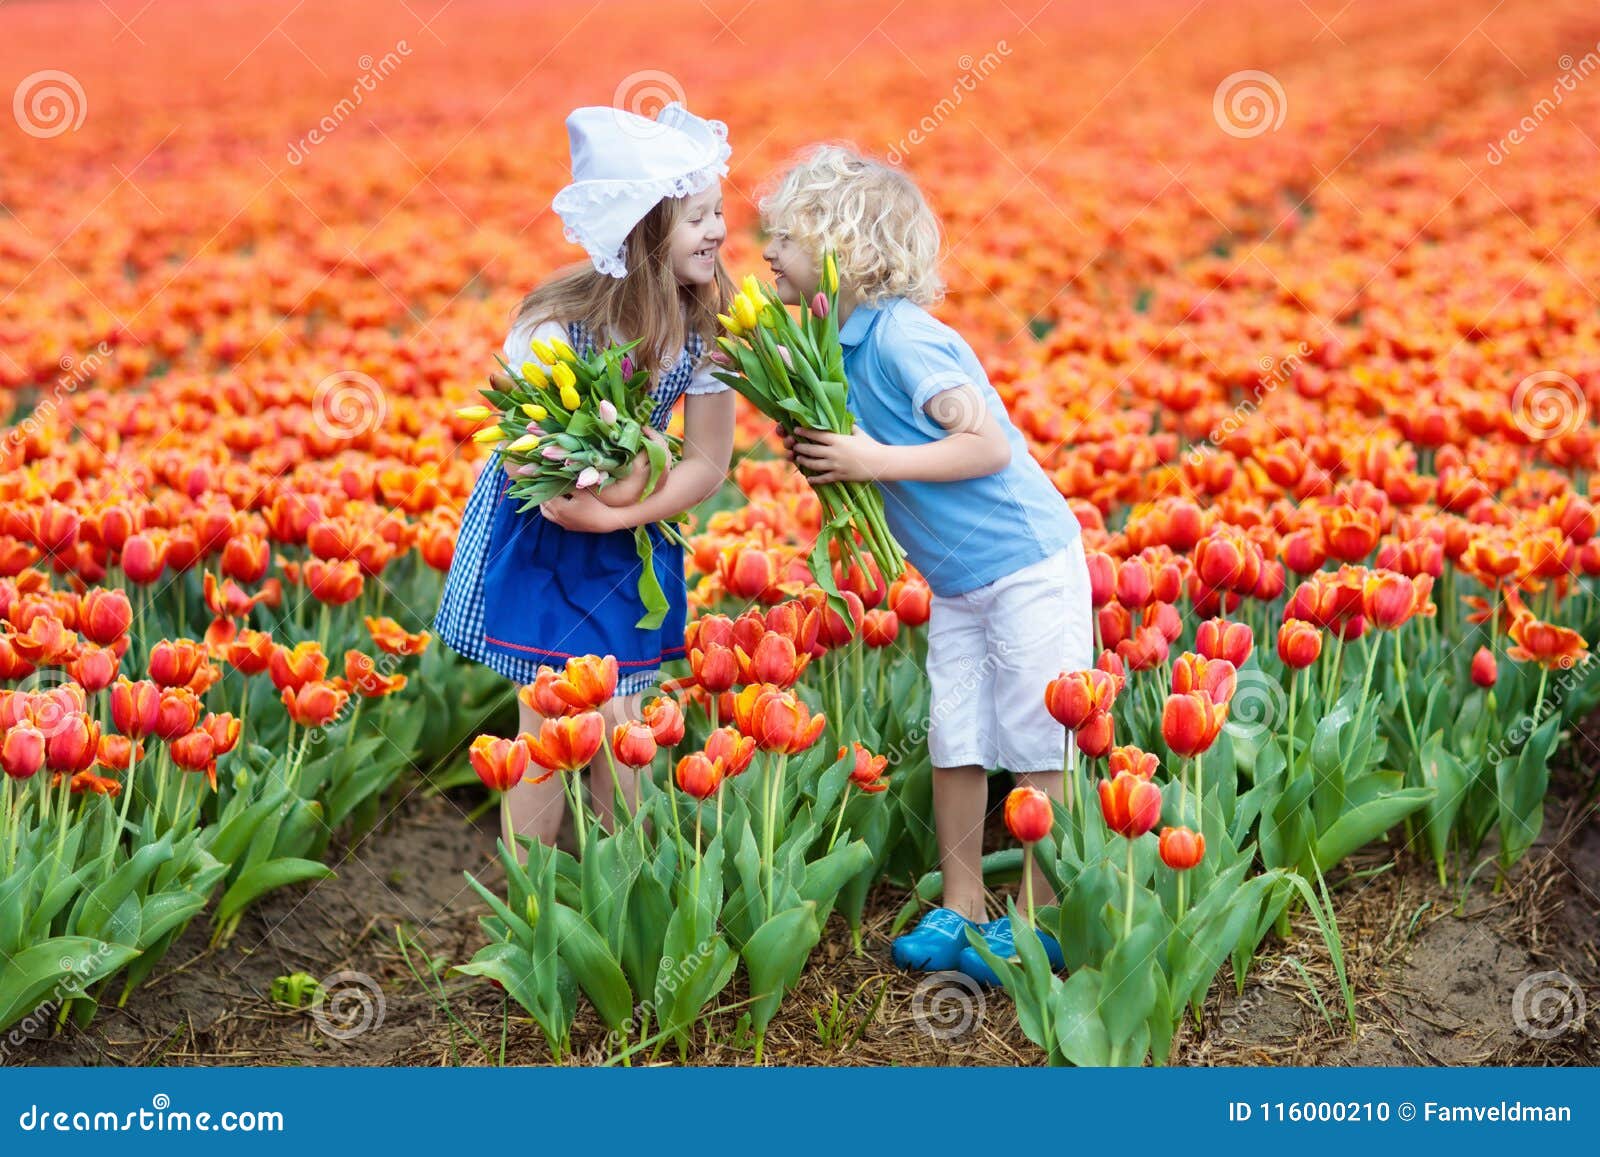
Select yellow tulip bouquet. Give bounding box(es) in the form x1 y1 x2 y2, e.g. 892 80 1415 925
712 257 907 602
458 335 681 628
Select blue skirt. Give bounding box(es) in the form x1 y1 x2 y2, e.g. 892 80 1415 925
432 452 687 692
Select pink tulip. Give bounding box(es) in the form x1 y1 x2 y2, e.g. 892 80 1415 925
811 292 829 319
620 355 635 377
575 467 602 489
598 400 617 424
776 345 794 370
541 445 569 460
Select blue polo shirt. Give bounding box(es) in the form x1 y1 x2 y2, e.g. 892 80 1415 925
837 297 1079 597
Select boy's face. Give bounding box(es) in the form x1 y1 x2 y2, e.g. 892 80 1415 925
670 183 726 288
761 227 820 305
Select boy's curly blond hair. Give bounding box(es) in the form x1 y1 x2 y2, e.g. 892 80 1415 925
758 143 944 307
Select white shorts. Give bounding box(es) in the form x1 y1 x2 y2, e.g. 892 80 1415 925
925 539 1096 774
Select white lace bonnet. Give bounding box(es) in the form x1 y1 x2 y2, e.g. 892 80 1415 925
551 102 732 279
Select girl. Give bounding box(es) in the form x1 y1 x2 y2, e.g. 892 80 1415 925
433 102 737 859
760 144 1093 985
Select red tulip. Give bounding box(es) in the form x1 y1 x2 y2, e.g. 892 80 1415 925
524 711 605 773
1003 785 1053 843
887 576 931 626
840 742 889 793
1196 618 1253 667
1158 826 1205 870
2 722 45 780
1276 619 1323 669
1161 691 1226 757
705 726 757 777
1076 709 1116 758
1098 772 1162 839
1470 646 1498 688
1108 745 1160 780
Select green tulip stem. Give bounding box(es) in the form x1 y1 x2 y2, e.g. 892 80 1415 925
1124 837 1137 940
1286 666 1298 777
1532 666 1550 729
1193 749 1204 833
761 753 775 922
827 783 851 854
1176 868 1187 925
1023 845 1036 929
1392 633 1422 773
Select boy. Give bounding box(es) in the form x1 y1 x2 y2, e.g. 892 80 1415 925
761 144 1093 982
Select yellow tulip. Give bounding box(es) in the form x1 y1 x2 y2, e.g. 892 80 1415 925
507 433 541 453
472 427 508 444
822 252 839 294
529 338 557 364
551 362 577 392
559 385 581 410
520 361 549 387
718 311 744 336
455 404 493 422
550 338 578 363
732 294 759 332
521 403 548 421
741 273 764 301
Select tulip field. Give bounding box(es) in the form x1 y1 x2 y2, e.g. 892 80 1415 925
4 0 1600 1067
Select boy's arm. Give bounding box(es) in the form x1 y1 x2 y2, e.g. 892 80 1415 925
790 384 1012 484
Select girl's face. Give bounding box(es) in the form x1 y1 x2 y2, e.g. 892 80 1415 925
761 227 820 305
669 184 727 287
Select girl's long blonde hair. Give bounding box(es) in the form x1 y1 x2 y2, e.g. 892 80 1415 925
514 195 733 384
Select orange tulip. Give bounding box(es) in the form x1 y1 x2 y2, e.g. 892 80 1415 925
364 616 431 656
1003 785 1053 843
1098 771 1162 839
732 683 826 753
1045 668 1116 729
552 654 618 710
735 632 809 688
524 711 605 772
280 681 350 728
268 641 329 693
861 609 900 648
519 666 572 717
675 752 724 800
45 713 101 774
887 575 931 626
1170 652 1236 705
643 696 686 747
304 557 364 605
611 721 658 768
840 742 890 793
1506 617 1589 670
1108 745 1160 780
77 588 132 646
470 734 530 792
1195 618 1252 668
705 725 757 777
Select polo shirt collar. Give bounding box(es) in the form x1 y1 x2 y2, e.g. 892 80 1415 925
837 299 884 348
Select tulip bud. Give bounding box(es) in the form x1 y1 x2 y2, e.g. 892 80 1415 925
456 405 493 422
1158 826 1205 870
811 292 829 320
520 361 549 387
521 403 548 421
1003 785 1053 843
1470 646 1498 688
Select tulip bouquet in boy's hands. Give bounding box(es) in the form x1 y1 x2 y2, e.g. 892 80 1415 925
458 336 683 629
712 256 907 604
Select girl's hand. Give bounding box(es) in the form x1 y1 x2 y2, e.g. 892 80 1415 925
791 426 886 484
597 429 671 508
540 490 626 533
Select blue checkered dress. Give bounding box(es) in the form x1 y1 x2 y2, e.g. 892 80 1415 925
432 321 712 693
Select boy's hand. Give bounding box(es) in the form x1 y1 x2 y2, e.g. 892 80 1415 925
540 489 626 533
791 426 887 484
